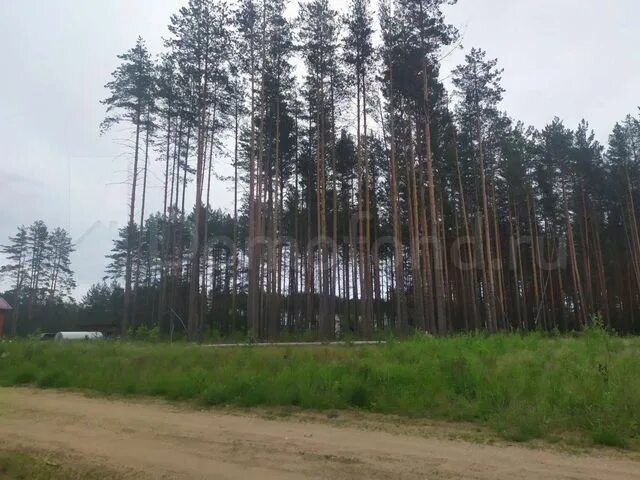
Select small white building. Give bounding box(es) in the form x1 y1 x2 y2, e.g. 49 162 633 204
54 331 104 342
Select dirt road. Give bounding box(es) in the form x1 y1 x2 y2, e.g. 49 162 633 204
0 388 637 479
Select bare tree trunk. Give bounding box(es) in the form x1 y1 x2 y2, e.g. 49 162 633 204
491 178 506 328
268 100 282 339
592 208 610 325
122 107 142 335
407 130 426 331
562 182 587 327
201 102 217 335
355 73 367 337
423 64 446 335
362 70 374 338
387 82 408 335
158 107 173 332
187 45 210 339
330 68 339 337
528 194 545 329
231 95 239 333
133 112 152 328
453 128 480 330
477 121 497 332
508 201 521 329
416 126 434 332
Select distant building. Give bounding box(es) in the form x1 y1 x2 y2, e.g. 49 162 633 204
0 297 13 338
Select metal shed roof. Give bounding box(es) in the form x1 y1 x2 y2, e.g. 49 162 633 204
0 297 12 310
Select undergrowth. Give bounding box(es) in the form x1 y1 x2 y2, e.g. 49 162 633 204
0 327 638 450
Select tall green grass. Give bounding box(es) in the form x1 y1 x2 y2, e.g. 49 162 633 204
1 329 639 449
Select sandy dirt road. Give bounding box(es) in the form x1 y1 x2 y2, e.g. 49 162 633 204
0 388 638 479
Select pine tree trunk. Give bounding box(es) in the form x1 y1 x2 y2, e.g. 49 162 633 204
453 130 480 330
362 71 374 338
133 112 151 328
231 96 239 333
122 107 142 335
388 85 408 335
407 132 426 331
188 45 211 339
423 64 446 335
158 108 172 332
562 183 587 327
477 121 497 332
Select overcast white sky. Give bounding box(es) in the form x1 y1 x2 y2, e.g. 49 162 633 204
0 0 638 297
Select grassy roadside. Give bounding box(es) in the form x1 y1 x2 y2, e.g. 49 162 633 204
0 446 127 480
0 329 639 450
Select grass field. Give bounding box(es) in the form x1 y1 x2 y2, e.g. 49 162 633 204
1 327 639 450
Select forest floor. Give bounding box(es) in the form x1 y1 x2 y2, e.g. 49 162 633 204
1 388 639 480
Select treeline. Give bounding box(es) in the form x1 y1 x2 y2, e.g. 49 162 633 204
0 221 76 335
96 0 640 340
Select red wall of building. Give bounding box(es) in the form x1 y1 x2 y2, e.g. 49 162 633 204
0 311 5 338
